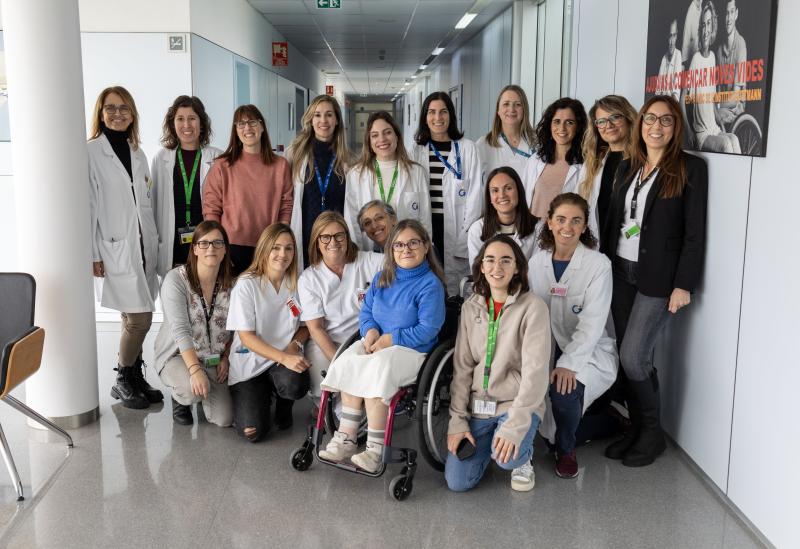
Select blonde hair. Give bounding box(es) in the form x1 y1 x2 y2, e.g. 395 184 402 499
242 223 300 292
484 85 536 148
307 211 358 266
289 95 351 182
89 86 141 150
377 219 445 289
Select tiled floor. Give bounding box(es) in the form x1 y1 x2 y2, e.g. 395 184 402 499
0 324 765 549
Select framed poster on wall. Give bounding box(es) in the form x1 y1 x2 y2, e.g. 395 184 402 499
449 84 463 131
643 0 777 156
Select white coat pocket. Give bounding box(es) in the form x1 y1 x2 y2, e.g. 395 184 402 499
400 191 421 220
98 239 133 277
567 292 585 315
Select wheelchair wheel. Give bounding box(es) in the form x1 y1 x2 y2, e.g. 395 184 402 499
731 113 762 156
415 340 455 471
389 473 413 501
324 391 368 444
290 444 314 471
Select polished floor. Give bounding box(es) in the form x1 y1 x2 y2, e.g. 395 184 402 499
0 323 765 549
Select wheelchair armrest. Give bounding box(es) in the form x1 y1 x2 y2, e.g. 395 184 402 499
0 326 45 398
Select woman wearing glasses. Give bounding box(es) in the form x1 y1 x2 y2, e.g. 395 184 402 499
155 220 234 426
446 235 551 492
297 212 383 405
344 111 431 252
203 105 293 275
319 220 445 473
475 85 536 181
528 193 618 479
601 96 707 467
578 95 638 241
88 86 162 409
287 95 351 266
356 200 397 252
152 95 222 275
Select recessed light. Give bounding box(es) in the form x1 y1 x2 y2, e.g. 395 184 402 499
455 13 477 29
420 64 428 70
432 47 444 56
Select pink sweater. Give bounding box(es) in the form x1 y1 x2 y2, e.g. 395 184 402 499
202 152 293 247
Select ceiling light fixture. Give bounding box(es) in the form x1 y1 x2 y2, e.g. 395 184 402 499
420 64 428 70
455 13 477 29
432 47 445 56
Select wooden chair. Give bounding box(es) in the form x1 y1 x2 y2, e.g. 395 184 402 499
0 273 73 501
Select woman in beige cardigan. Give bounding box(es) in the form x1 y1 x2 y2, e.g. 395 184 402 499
446 235 551 493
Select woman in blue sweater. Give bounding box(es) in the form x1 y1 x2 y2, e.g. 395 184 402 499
320 219 446 472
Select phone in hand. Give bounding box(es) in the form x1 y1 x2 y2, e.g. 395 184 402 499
456 437 476 461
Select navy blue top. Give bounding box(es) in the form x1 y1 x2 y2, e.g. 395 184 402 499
552 259 570 282
301 138 345 266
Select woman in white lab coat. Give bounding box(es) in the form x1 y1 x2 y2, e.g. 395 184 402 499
88 85 162 410
151 95 222 276
475 85 536 182
528 192 618 479
344 111 431 250
411 91 482 295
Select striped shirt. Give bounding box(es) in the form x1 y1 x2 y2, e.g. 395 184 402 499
428 140 451 261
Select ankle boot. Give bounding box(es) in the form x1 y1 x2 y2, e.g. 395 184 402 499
605 379 639 460
172 397 194 425
131 357 164 403
111 366 149 409
623 371 666 467
274 397 294 430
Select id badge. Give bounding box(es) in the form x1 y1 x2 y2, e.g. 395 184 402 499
286 297 301 317
622 220 641 240
472 397 497 415
178 226 196 244
549 283 568 297
203 353 220 367
356 287 367 303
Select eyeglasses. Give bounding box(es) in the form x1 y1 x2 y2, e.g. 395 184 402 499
482 257 515 269
235 119 261 129
642 113 676 127
361 213 387 230
392 239 423 252
195 239 225 249
318 232 347 244
594 113 625 128
103 104 131 115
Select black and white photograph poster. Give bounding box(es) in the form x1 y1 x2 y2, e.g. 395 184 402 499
644 0 777 156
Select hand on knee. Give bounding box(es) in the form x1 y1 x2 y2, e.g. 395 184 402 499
243 426 260 442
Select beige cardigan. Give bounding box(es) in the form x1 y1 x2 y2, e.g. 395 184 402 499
448 290 551 446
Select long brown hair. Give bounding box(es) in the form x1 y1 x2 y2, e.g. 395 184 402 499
89 86 141 150
480 167 537 241
242 223 300 292
630 95 687 199
218 104 276 167
377 219 445 289
356 111 418 176
471 235 530 298
484 85 536 148
307 211 359 266
160 95 213 150
288 95 350 182
185 220 234 295
537 193 598 251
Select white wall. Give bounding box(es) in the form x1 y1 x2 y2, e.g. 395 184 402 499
79 0 190 32
570 1 797 546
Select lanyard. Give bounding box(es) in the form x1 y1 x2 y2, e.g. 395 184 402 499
630 166 658 219
483 297 503 391
374 160 398 204
177 149 202 226
314 153 337 210
501 134 532 158
429 141 462 180
200 282 219 343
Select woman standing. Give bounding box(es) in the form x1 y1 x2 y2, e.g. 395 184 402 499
287 95 351 266
152 95 222 275
344 111 431 251
475 85 536 181
411 92 482 295
88 85 162 409
202 105 293 275
601 96 708 467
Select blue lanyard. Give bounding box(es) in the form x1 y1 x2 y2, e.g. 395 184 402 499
428 141 462 180
501 134 532 158
314 153 337 210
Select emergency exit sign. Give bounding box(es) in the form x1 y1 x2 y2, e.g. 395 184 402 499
317 0 341 8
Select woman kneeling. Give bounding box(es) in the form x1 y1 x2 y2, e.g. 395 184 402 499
319 220 446 472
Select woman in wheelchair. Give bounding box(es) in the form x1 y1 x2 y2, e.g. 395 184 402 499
446 235 551 492
319 219 446 472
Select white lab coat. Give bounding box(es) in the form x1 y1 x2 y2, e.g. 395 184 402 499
466 218 539 267
522 153 583 209
343 162 432 251
151 146 222 277
88 135 159 313
411 138 483 293
571 161 603 246
527 243 618 443
475 134 533 184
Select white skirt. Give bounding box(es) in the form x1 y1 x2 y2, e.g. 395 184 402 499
320 340 426 401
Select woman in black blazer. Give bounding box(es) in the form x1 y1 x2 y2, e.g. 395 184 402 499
600 95 708 467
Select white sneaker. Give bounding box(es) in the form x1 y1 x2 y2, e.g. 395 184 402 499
318 431 357 462
511 462 535 492
350 441 383 473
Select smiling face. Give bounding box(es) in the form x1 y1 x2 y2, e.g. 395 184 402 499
102 92 132 132
642 101 676 152
668 20 678 57
369 118 398 161
700 7 714 54
725 1 737 36
551 107 577 147
193 229 226 269
480 241 518 294
312 101 337 142
318 221 348 267
498 90 524 130
360 205 395 247
267 232 295 278
488 172 519 218
174 106 201 150
547 203 587 252
426 99 450 141
235 116 263 150
595 106 629 147
392 227 428 270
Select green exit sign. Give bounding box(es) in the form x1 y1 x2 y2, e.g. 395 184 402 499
317 0 341 8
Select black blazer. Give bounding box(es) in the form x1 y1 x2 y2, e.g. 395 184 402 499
600 152 708 298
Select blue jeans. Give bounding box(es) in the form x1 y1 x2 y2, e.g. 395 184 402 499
445 412 540 492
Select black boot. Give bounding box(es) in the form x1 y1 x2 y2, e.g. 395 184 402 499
274 397 294 431
111 366 149 409
172 397 194 425
131 357 164 403
605 377 639 460
623 371 666 467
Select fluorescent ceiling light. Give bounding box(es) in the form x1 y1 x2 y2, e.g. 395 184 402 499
432 47 445 56
410 75 417 79
455 13 477 29
420 64 428 70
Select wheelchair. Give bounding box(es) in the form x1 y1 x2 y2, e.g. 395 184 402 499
290 296 461 501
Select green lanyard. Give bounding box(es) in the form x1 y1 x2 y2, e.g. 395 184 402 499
177 149 202 226
374 160 398 204
483 297 502 391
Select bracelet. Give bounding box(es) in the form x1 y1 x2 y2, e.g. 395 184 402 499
190 369 203 377
293 339 305 353
187 363 202 376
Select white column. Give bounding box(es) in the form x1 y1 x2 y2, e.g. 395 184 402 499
1 0 99 426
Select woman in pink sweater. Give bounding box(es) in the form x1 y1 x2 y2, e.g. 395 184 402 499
203 104 293 274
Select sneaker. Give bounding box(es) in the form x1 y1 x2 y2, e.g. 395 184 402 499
511 462 535 492
318 431 357 462
555 450 579 478
350 441 383 473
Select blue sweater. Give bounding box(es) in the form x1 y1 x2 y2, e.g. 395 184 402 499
359 260 446 353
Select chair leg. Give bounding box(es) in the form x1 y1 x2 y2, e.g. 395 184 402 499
2 395 74 448
0 423 24 501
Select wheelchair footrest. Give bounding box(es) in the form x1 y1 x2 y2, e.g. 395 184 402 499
382 445 417 466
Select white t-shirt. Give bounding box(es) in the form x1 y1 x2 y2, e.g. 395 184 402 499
297 251 383 342
616 168 658 262
226 275 302 385
466 217 539 266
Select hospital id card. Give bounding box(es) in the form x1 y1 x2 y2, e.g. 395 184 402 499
472 397 496 415
178 226 196 244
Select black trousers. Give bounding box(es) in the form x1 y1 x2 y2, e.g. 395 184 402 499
229 244 256 277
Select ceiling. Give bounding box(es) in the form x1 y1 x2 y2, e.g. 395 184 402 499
248 0 514 98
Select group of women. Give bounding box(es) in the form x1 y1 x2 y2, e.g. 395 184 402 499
87 82 707 493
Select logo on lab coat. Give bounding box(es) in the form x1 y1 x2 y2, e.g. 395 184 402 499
411 202 419 211
572 304 583 314
458 188 466 197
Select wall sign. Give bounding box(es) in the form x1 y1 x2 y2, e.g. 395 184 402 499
325 84 334 96
317 0 341 8
272 42 288 66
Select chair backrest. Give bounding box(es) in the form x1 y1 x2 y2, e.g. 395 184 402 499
0 273 36 346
